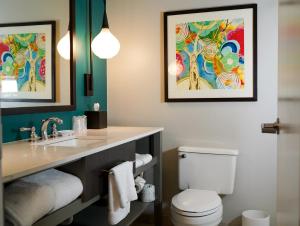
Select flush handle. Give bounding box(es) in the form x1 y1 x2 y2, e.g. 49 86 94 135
179 154 187 159
261 118 280 134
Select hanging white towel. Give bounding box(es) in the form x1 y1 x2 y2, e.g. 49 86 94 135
135 153 153 168
108 161 137 225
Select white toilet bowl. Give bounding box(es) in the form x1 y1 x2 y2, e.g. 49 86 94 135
171 189 223 226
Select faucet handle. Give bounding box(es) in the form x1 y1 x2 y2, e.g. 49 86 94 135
20 127 32 132
20 126 39 142
52 124 59 138
56 118 63 125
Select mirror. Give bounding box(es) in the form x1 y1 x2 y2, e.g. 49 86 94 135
0 0 75 115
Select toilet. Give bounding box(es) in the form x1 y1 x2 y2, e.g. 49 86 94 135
171 146 239 226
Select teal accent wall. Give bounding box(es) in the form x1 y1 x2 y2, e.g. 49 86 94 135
1 0 107 143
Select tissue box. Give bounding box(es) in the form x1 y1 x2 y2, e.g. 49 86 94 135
85 111 107 129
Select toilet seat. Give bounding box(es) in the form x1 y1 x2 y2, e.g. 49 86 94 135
171 190 223 226
172 204 221 217
172 189 222 215
171 205 223 226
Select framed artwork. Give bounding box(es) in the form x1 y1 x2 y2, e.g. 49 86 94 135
164 4 257 102
0 21 55 102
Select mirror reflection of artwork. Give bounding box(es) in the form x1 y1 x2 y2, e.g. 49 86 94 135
0 21 55 102
164 5 257 102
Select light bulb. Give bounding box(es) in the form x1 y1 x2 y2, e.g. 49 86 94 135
91 28 120 59
1 79 18 93
57 31 70 60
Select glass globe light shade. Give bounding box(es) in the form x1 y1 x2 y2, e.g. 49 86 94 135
57 31 70 60
91 28 120 59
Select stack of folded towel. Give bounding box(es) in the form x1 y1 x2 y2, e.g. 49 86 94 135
108 161 137 225
4 169 83 226
135 153 152 168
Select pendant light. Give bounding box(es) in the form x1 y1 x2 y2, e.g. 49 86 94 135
85 0 94 96
57 25 70 60
91 0 120 59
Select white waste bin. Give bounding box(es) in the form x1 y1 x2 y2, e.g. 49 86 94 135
242 210 270 226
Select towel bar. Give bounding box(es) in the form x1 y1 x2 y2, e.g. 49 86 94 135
101 160 136 175
102 169 113 175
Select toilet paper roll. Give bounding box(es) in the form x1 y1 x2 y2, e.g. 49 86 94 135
135 176 146 194
141 184 155 202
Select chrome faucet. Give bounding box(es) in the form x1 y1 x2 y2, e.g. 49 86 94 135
41 117 63 140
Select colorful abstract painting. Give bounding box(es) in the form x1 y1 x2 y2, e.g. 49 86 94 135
164 5 257 101
0 21 55 102
176 19 244 90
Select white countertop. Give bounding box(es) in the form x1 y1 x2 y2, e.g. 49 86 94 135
2 126 163 183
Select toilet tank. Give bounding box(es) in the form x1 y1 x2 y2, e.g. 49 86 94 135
178 146 239 194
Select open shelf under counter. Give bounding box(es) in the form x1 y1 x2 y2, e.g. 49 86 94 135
71 200 153 226
134 156 158 177
33 196 100 226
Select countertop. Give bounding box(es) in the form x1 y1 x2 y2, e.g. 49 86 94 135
2 126 163 183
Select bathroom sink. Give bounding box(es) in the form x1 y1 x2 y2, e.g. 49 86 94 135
48 138 102 147
33 135 106 147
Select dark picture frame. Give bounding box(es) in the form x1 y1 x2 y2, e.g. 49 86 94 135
164 4 257 102
0 21 56 102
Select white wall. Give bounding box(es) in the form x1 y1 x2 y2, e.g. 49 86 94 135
107 0 278 224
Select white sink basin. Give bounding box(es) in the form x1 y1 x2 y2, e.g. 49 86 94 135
33 135 106 147
48 138 102 147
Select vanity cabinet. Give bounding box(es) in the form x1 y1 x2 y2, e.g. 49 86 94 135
2 128 164 226
71 132 163 226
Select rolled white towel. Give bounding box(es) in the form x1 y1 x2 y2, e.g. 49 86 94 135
134 176 146 193
135 158 144 168
4 180 56 226
4 169 83 226
135 154 153 168
22 169 83 212
142 154 152 165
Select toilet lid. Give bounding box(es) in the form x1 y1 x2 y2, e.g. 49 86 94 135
172 189 221 213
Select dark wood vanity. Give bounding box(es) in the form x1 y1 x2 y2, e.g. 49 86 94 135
2 127 163 226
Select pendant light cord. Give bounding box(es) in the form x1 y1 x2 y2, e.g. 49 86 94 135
89 0 93 74
102 0 109 28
